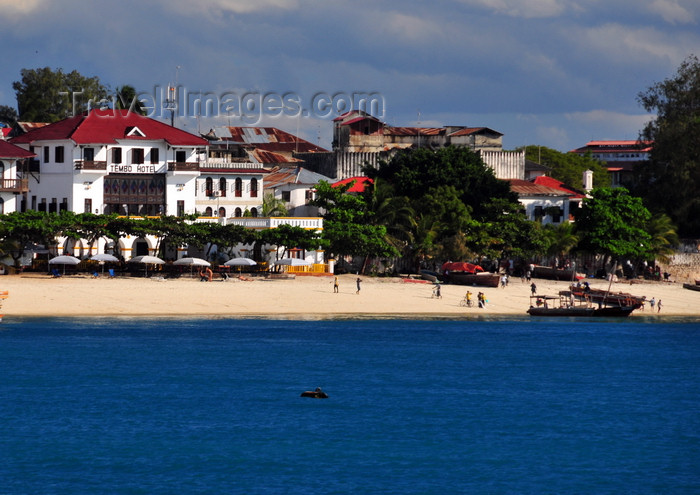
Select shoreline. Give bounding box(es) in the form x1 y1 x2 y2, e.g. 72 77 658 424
1 273 698 320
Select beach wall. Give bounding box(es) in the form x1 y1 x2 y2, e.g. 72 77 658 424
660 253 700 283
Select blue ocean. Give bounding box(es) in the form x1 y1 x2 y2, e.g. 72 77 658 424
1 317 699 494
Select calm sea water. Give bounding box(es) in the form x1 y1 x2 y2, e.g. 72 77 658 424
1 316 699 494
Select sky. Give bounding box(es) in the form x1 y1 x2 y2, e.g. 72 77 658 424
1 0 698 152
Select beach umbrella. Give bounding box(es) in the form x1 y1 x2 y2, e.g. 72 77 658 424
224 257 257 266
128 255 165 264
173 257 210 267
174 257 211 277
90 253 119 274
224 257 257 273
91 253 119 262
49 255 81 275
128 255 165 277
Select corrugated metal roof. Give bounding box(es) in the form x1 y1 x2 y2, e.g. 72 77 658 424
508 179 574 197
386 127 444 136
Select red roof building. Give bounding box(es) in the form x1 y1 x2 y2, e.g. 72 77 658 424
10 109 208 217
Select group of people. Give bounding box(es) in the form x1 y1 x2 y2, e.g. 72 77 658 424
463 290 487 308
331 276 362 294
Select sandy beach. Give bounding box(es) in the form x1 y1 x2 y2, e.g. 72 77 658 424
1 272 698 319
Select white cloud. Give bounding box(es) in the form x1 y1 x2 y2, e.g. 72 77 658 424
648 0 696 25
458 0 567 18
0 0 47 18
575 23 690 63
565 110 653 135
163 0 299 16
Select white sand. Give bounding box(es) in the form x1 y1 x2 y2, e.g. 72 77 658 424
1 273 697 319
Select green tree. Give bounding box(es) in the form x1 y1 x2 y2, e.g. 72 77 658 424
0 105 18 127
646 213 679 264
368 146 517 220
13 67 110 122
114 85 146 115
574 188 652 264
522 145 610 189
635 54 700 237
0 211 62 267
262 192 288 217
311 181 397 266
542 221 579 260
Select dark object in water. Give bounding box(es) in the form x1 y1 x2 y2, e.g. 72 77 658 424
301 387 328 399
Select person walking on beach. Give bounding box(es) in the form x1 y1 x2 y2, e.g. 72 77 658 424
530 282 537 295
356 277 362 294
649 297 655 310
333 276 339 293
657 299 662 312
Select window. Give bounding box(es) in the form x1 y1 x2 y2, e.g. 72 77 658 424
55 146 64 163
204 207 213 216
205 177 213 196
131 148 144 164
250 207 258 217
219 178 227 197
235 178 242 197
60 198 68 212
281 190 291 202
112 147 122 164
177 200 185 217
250 178 258 197
38 199 46 212
305 189 314 203
176 150 186 163
43 146 49 163
218 207 226 217
533 205 543 220
84 198 92 213
49 198 57 213
150 148 159 164
235 207 242 217
31 196 37 210
83 147 94 162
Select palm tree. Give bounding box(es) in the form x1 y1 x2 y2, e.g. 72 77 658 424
646 213 679 264
262 192 288 217
543 221 579 261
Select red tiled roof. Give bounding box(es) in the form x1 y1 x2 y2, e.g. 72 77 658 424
0 140 36 159
532 176 584 199
10 109 208 146
449 127 503 137
332 176 373 193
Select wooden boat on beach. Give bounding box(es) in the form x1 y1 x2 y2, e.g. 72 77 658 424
682 283 700 292
527 291 637 317
569 284 645 309
442 262 500 287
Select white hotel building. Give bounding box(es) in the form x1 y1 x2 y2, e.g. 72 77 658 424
9 110 323 263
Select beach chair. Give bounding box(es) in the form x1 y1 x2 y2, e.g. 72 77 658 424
108 268 116 278
51 268 62 278
92 271 99 278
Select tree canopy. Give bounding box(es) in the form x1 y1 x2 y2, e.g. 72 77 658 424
574 187 652 262
13 67 110 122
634 54 700 237
521 145 610 190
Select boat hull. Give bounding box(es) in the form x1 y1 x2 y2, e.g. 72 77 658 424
683 283 700 292
527 305 636 317
446 272 500 287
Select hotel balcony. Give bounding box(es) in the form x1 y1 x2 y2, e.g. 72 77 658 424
75 160 107 171
168 161 200 172
0 179 29 193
